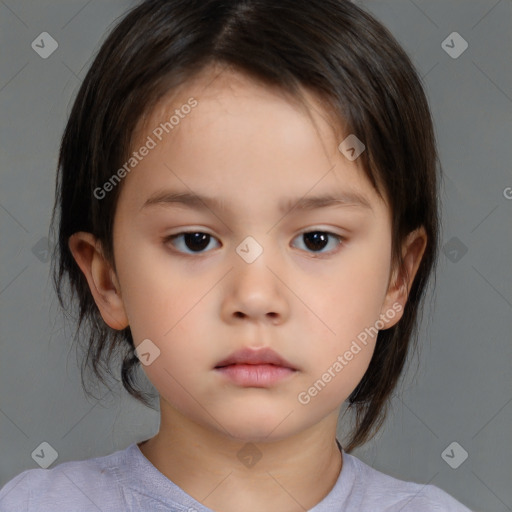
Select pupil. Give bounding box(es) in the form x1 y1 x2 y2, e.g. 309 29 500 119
182 232 329 252
185 232 210 251
304 232 328 251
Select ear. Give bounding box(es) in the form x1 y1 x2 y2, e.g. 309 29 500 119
68 232 129 330
379 226 427 329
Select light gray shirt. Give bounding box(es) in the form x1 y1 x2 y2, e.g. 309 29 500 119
0 442 473 511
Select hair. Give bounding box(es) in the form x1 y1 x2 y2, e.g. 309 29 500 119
51 0 440 453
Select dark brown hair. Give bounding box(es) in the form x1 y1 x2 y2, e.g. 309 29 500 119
51 0 440 453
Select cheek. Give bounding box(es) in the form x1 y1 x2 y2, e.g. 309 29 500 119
311 245 391 336
114 242 225 393
296 239 391 386
116 251 214 411
114 242 199 343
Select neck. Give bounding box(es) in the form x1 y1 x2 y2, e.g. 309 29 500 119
138 400 343 512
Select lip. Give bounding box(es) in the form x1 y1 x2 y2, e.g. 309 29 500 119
214 347 296 369
214 347 298 387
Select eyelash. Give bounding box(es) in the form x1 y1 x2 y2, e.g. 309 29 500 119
163 230 345 257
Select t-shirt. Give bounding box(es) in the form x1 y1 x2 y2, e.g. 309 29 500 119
0 442 473 511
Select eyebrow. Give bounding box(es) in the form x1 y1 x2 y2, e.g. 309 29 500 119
141 190 373 214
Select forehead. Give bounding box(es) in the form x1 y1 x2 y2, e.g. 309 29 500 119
134 65 342 157
122 65 388 218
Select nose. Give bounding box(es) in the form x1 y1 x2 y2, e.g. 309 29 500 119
220 244 290 325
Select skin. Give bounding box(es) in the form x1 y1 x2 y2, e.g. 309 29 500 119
69 64 426 512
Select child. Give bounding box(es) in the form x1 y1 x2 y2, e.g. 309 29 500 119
0 0 473 510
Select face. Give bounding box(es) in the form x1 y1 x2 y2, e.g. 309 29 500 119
80 66 414 442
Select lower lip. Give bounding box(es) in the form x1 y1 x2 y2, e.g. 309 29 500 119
215 364 296 387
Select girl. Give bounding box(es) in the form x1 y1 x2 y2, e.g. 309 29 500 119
0 0 473 510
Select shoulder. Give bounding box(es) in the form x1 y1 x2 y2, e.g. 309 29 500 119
0 445 130 512
344 452 473 511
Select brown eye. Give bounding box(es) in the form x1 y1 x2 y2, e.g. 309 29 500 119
292 231 343 254
303 232 329 251
166 232 220 254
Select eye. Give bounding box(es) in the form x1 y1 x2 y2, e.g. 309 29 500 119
291 230 344 255
165 231 221 254
164 229 344 256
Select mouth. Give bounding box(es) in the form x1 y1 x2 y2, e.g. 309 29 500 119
214 347 298 387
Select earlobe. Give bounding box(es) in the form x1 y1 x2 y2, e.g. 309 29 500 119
68 232 129 330
380 227 427 329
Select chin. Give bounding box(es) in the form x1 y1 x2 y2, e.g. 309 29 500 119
210 408 302 444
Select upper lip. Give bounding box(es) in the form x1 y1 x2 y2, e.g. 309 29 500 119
214 347 297 370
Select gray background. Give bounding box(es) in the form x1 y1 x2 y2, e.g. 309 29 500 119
1 1 511 511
